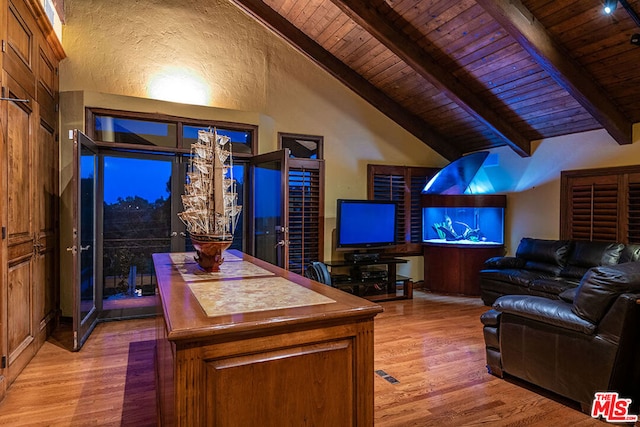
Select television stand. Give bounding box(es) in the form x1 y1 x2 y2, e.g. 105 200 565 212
344 252 380 262
325 257 412 302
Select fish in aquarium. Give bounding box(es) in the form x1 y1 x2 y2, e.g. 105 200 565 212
432 215 486 242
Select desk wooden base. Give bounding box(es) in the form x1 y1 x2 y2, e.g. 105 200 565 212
154 252 382 426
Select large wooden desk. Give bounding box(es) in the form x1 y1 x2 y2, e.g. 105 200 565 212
153 251 383 426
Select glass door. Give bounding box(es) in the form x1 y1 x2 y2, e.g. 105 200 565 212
72 131 99 351
251 150 288 267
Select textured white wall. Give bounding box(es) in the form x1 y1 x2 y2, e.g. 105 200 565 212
58 0 443 313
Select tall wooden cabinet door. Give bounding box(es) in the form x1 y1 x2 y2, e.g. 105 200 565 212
4 0 36 98
32 118 57 340
33 45 59 342
3 72 36 386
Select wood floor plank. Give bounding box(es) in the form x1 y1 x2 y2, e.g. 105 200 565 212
0 291 608 426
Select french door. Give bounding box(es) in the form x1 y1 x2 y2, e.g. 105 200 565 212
71 131 99 350
251 150 324 273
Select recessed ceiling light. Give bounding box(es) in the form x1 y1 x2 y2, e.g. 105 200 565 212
604 0 618 14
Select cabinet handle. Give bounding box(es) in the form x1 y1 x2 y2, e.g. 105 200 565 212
0 97 29 103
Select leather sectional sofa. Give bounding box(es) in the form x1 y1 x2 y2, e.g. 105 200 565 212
479 238 640 306
481 261 640 412
479 238 640 413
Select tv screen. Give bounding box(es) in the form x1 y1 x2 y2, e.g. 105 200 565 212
336 199 397 249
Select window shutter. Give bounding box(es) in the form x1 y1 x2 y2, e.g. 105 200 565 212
562 171 624 242
591 182 619 241
410 175 427 243
568 181 618 241
287 163 322 274
628 174 640 243
372 173 406 245
368 165 439 254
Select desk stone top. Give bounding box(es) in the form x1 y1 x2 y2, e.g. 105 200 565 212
188 276 336 317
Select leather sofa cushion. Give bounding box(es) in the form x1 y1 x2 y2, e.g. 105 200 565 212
559 241 624 279
572 262 640 324
620 244 640 263
558 287 578 303
494 295 596 334
483 256 526 269
515 238 571 275
479 269 550 288
529 277 579 297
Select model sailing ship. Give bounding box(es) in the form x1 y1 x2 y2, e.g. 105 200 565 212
178 128 241 271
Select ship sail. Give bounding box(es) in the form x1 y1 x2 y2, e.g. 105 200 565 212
178 128 242 241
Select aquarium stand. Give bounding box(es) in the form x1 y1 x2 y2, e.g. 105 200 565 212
423 242 504 296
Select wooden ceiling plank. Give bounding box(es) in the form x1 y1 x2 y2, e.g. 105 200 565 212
329 0 532 157
476 0 633 145
229 0 462 161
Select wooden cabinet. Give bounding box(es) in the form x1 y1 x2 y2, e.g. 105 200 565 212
154 251 382 426
423 243 504 296
0 0 64 401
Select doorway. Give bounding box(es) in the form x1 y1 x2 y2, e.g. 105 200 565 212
100 154 174 317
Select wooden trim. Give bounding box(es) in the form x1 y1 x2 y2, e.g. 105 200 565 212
25 0 65 60
421 194 507 208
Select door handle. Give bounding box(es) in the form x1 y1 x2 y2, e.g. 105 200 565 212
66 246 77 255
274 240 289 248
80 245 91 251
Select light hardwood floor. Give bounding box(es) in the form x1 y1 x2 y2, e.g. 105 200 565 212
0 291 609 426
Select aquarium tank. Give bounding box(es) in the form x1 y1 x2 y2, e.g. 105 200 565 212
422 205 504 245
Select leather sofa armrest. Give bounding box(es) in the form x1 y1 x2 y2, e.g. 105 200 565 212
493 295 596 335
480 309 501 326
483 256 526 269
597 293 640 343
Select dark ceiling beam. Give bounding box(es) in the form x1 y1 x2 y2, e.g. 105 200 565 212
476 0 633 145
229 0 461 161
329 0 531 157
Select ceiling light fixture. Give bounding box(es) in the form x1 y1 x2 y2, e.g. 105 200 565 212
604 0 618 14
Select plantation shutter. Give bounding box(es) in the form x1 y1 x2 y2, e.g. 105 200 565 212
372 173 407 246
561 171 625 242
368 165 439 254
287 160 324 274
627 174 640 243
410 174 428 243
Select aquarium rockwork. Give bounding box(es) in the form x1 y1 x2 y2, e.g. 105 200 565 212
422 206 504 245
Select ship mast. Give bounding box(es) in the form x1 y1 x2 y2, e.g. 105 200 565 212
212 137 225 230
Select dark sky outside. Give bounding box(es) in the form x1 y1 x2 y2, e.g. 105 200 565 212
103 157 171 204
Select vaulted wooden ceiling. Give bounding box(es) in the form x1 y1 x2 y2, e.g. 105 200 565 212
230 0 640 161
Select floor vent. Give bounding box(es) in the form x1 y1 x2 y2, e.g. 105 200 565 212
375 369 399 384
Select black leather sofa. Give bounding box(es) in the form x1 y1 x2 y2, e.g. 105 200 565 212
479 238 640 306
481 262 640 412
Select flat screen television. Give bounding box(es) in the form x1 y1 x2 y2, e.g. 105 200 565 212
336 199 398 250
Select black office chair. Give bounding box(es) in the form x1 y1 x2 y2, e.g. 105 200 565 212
304 261 333 286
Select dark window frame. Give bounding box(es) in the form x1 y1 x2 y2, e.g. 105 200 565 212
278 132 323 160
86 107 258 157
